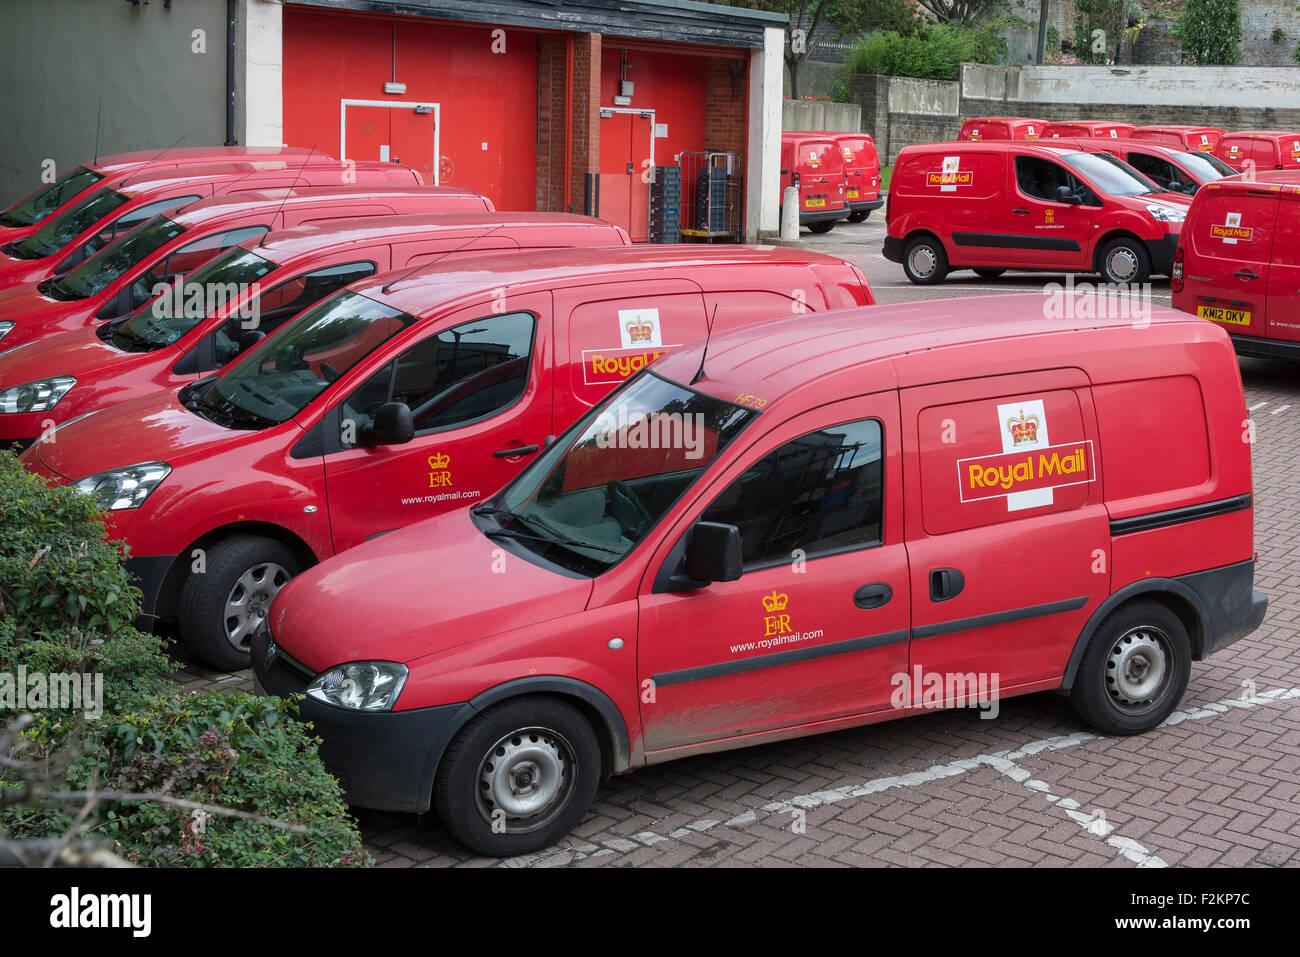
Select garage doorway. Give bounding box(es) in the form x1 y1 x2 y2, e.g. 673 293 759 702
599 108 655 241
340 99 440 184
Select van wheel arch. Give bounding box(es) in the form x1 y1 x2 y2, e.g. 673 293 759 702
1062 583 1207 690
466 677 633 778
1091 229 1147 273
153 522 320 623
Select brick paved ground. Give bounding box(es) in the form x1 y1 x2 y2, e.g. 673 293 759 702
175 216 1300 866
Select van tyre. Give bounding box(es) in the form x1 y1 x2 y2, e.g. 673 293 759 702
178 535 300 672
808 220 837 234
1070 600 1191 735
847 210 870 223
902 235 949 285
1097 237 1151 285
434 697 601 857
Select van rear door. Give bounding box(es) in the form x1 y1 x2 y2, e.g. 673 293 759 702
1265 190 1300 345
798 140 845 214
1182 185 1278 339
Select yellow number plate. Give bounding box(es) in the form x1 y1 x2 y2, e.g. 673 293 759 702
847 189 859 199
805 198 826 208
1197 305 1251 326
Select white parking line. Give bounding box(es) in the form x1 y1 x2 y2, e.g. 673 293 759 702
1271 405 1290 415
1250 401 1270 411
500 687 1300 868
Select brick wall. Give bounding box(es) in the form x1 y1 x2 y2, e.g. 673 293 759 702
705 57 748 157
569 33 601 215
535 37 567 211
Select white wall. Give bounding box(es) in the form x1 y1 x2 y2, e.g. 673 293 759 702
233 0 284 147
747 26 784 240
963 64 1300 109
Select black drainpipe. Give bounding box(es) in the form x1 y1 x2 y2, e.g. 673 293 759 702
225 0 237 145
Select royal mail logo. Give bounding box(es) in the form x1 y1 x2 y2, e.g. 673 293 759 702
1210 212 1252 243
762 590 788 613
427 452 452 489
618 308 662 349
807 151 821 167
1226 144 1242 158
583 347 670 385
958 440 1096 503
1005 408 1040 445
1025 126 1038 137
1044 209 1056 226
428 452 450 470
762 590 791 637
927 171 974 187
625 316 654 344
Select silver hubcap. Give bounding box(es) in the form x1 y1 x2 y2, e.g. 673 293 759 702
1106 627 1170 709
1106 247 1139 284
223 562 291 652
909 245 937 279
478 727 573 827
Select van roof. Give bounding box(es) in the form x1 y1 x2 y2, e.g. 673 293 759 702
964 116 1044 124
1066 137 1188 155
782 131 839 141
359 245 851 314
167 186 481 228
253 212 626 263
1221 130 1298 139
651 294 1220 410
116 161 327 192
1197 169 1300 193
897 141 1083 158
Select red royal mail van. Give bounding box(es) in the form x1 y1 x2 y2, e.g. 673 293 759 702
959 117 1045 141
0 147 329 244
885 141 1192 284
1072 137 1236 195
780 132 850 233
1214 131 1300 172
22 246 872 669
1043 121 1136 140
1171 170 1300 359
0 160 423 293
830 133 884 221
0 214 630 447
245 293 1265 856
0 186 489 352
1131 126 1223 154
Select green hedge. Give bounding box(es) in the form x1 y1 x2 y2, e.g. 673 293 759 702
845 24 1007 81
0 451 368 866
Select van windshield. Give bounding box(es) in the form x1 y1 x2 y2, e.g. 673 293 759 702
5 187 130 259
44 215 186 301
186 290 417 429
0 166 104 228
487 373 756 576
107 247 278 352
1063 152 1158 197
1175 151 1234 179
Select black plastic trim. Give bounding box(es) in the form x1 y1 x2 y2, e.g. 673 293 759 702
912 596 1088 641
1109 494 1251 536
951 231 1081 252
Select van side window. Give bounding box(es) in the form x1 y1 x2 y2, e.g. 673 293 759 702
133 225 270 308
1125 153 1180 191
83 195 201 260
1014 155 1096 205
701 419 883 569
211 260 377 366
338 311 535 443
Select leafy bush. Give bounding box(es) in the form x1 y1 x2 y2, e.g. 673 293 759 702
1073 0 1126 63
0 450 368 867
846 23 1007 80
1175 0 1242 64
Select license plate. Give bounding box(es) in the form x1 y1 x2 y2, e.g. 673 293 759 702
1197 305 1251 326
805 198 826 208
847 189 859 199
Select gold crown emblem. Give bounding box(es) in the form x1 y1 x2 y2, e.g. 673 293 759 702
625 318 653 343
428 452 450 470
1006 410 1039 445
762 591 788 613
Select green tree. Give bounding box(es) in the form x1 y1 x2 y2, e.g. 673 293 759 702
1176 0 1242 64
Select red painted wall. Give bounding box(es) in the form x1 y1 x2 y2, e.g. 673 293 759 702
599 47 709 170
282 9 539 211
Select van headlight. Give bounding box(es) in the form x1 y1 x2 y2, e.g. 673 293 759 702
0 321 13 341
1146 204 1186 223
306 662 408 712
0 376 75 413
74 462 171 510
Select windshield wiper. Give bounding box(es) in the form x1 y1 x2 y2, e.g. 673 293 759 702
482 526 623 555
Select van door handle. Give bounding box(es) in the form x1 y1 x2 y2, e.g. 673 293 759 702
853 582 893 609
929 567 965 602
1233 270 1259 280
493 444 540 458
1013 207 1030 214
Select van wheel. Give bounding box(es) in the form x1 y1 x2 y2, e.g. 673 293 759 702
847 210 869 223
434 697 601 857
1070 600 1191 735
902 235 949 285
1097 237 1151 285
973 268 1006 279
807 221 837 234
178 535 301 672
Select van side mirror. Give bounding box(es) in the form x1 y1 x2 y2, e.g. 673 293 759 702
1056 185 1080 204
361 401 415 447
684 521 743 584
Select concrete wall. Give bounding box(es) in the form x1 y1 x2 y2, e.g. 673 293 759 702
0 0 227 205
782 100 861 132
748 27 785 239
